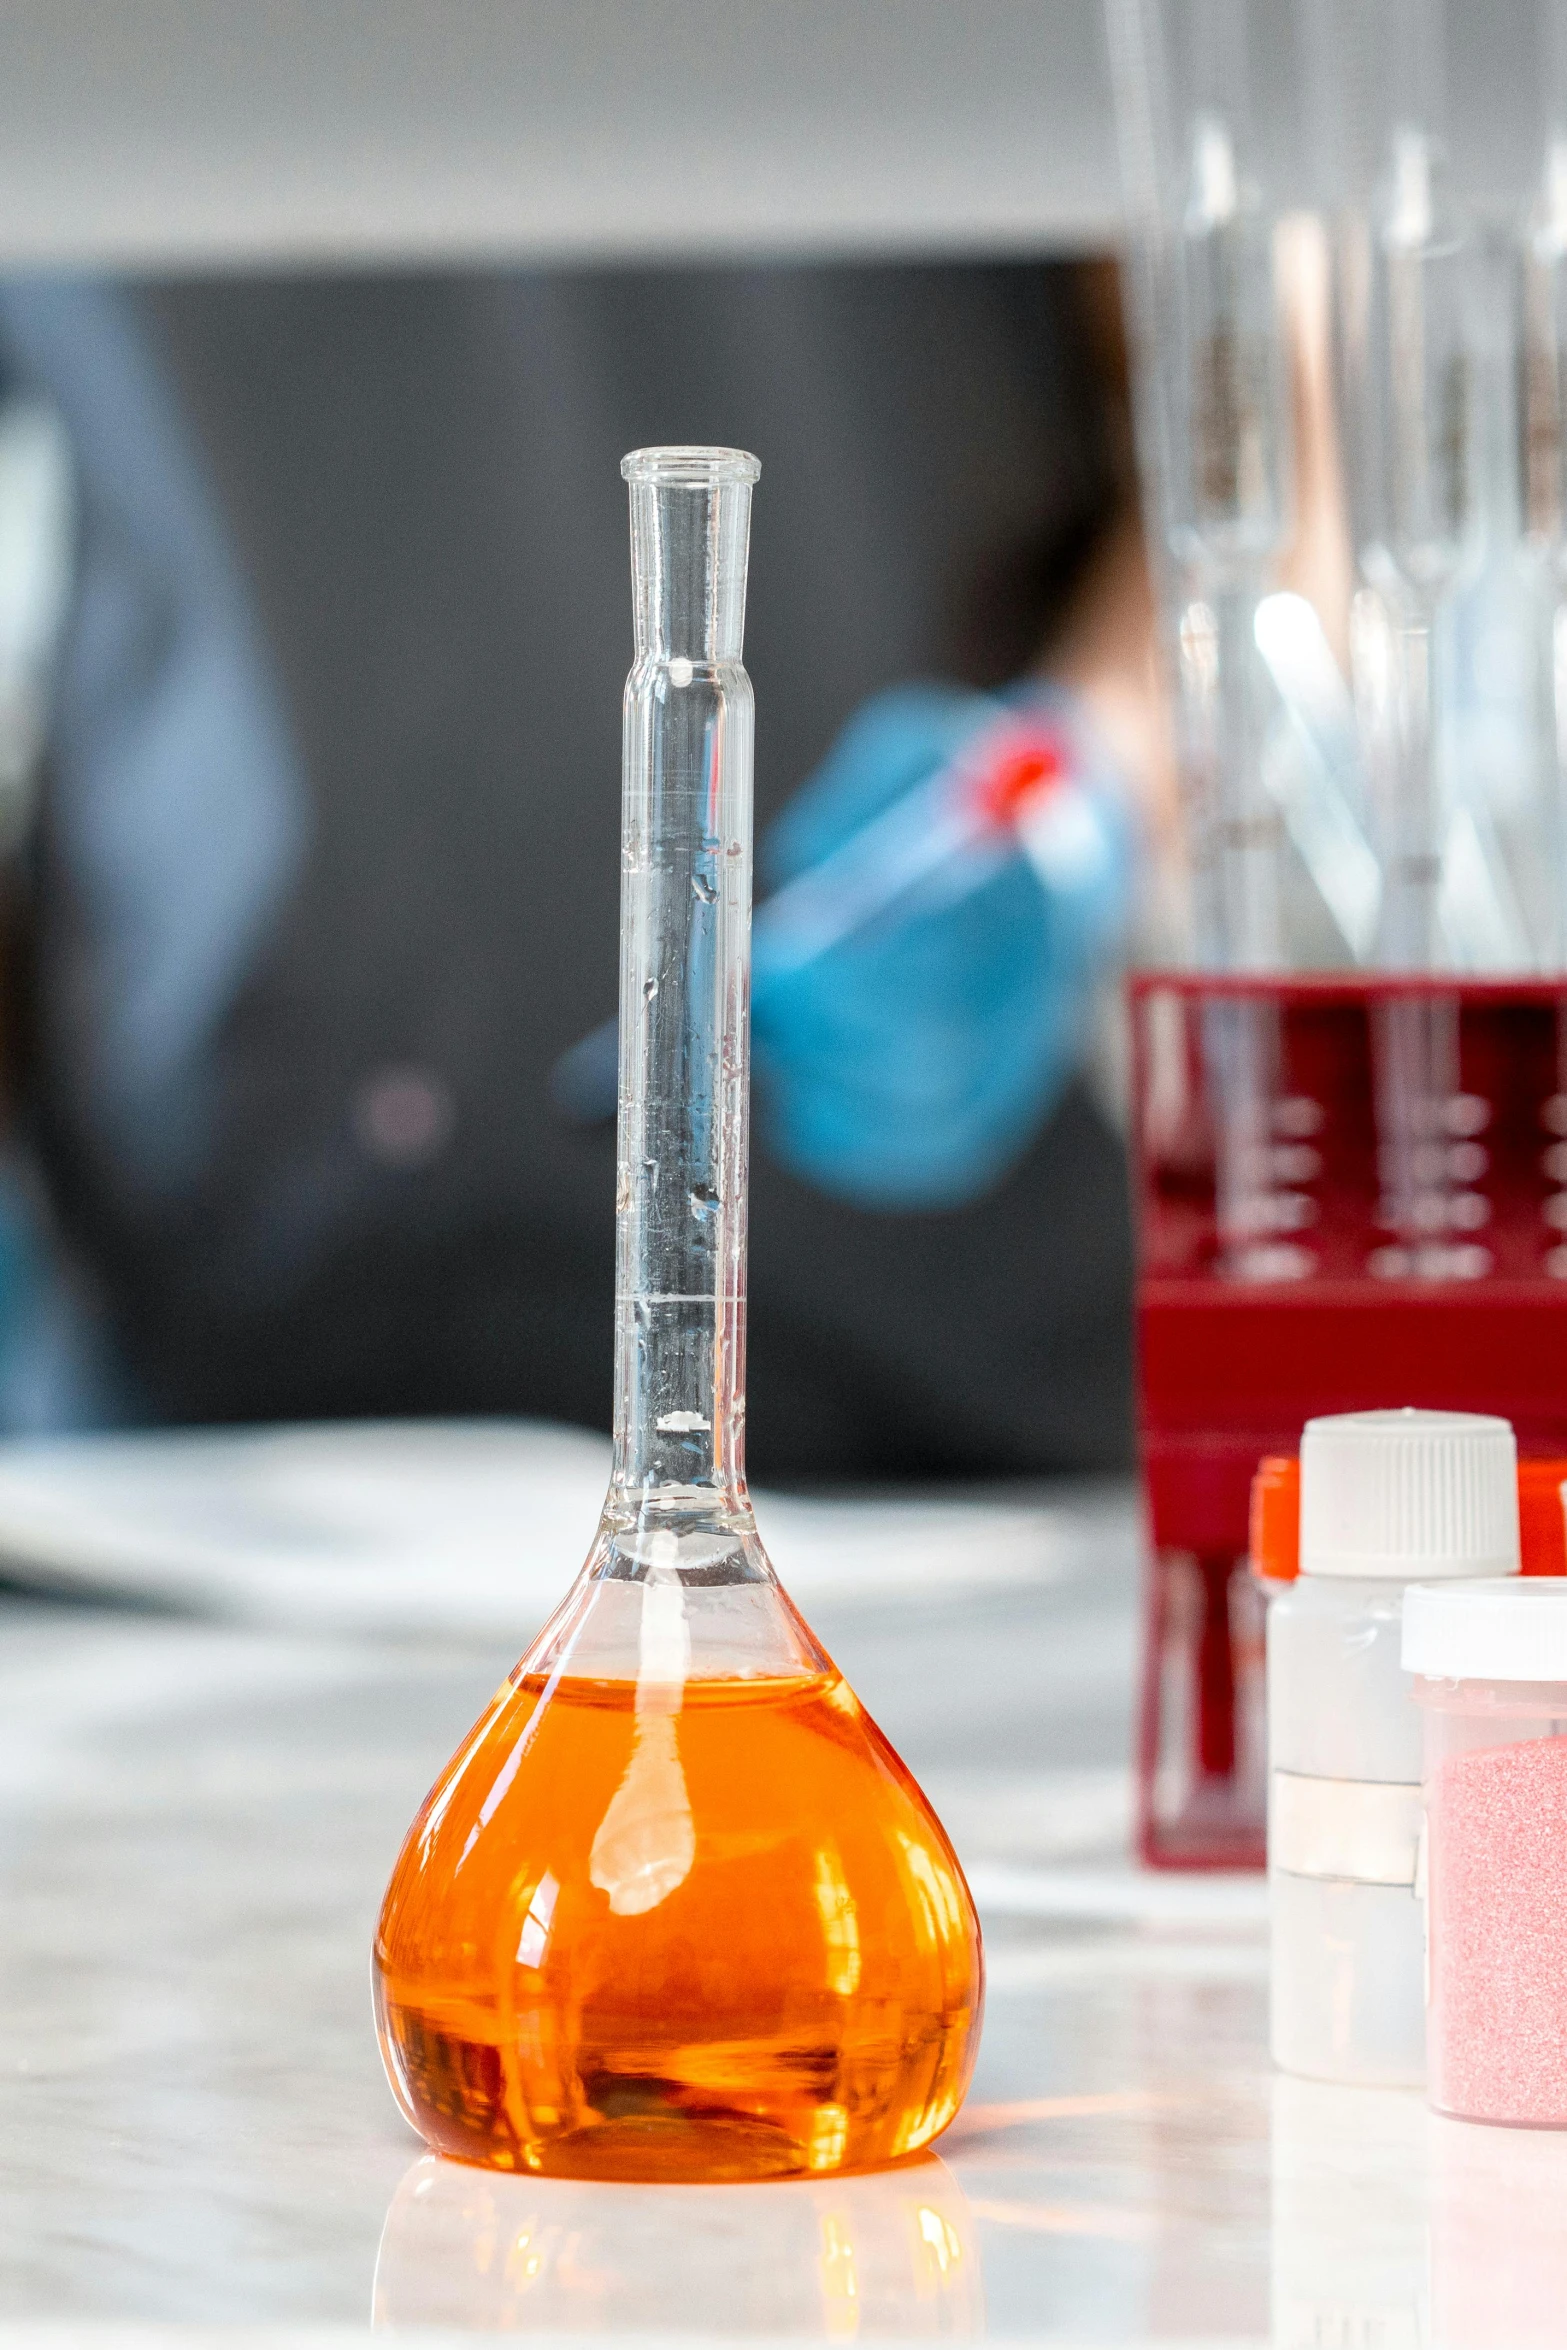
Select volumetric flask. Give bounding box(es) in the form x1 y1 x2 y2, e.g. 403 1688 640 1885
372 447 984 2183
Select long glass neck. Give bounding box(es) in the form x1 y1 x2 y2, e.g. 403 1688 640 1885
609 450 759 1529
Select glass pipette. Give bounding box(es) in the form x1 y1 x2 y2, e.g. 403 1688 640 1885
1353 5 1482 1276
1168 0 1303 1275
1172 15 1288 968
1254 590 1381 961
1522 0 1567 970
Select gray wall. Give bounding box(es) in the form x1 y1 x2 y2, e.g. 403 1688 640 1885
0 1 1115 269
0 0 1539 273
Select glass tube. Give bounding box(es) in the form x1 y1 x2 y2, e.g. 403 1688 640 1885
1108 0 1309 1276
1522 0 1567 1280
1333 0 1475 957
1331 0 1485 1274
1523 0 1567 970
612 446 758 1540
1112 0 1291 962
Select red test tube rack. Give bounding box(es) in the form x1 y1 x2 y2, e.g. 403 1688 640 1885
1131 972 1567 1869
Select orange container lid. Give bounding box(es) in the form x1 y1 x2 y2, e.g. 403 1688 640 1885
1517 1458 1567 1578
1248 1450 1567 1584
1249 1454 1301 1585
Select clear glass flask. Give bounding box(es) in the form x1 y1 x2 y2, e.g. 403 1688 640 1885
372 446 984 2183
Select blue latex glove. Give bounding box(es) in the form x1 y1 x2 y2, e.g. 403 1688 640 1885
750 682 1134 1209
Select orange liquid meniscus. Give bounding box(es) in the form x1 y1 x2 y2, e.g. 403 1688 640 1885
374 1667 983 2181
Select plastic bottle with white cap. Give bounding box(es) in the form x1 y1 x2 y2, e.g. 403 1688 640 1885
1268 1408 1520 2085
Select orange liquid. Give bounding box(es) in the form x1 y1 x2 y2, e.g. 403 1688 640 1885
374 1668 983 2181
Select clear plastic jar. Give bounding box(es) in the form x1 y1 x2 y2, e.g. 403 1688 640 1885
1268 1410 1519 2088
1269 1572 1427 2084
1407 1578 1567 2127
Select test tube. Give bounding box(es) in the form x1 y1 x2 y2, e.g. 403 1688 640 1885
1521 0 1567 967
1333 0 1484 1274
1361 119 1473 962
1109 0 1309 1277
1135 0 1290 965
1520 0 1567 1278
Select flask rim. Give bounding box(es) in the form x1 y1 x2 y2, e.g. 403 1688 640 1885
621 445 761 488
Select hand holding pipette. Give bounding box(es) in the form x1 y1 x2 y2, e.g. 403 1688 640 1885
751 683 1133 1207
551 681 1134 1207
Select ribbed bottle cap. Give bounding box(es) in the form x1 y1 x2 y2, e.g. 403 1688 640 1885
1404 1577 1567 1680
1298 1408 1519 1581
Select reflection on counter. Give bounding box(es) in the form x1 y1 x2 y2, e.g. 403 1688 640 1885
372 2150 981 2335
1272 2072 1567 2350
1270 2075 1428 2349
1428 2108 1567 2350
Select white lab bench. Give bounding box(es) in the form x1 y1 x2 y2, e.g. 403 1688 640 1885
0 1425 1559 2346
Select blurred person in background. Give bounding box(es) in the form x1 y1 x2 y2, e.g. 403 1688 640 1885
0 258 1167 1481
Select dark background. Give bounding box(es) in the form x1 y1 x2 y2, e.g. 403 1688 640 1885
32 257 1137 1480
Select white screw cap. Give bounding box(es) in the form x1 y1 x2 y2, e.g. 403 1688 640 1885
1404 1577 1567 1681
1298 1407 1520 1581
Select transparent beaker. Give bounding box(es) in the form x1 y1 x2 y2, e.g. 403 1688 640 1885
372 446 984 2182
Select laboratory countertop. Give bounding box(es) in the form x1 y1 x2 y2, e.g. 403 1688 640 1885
0 1447 1561 2347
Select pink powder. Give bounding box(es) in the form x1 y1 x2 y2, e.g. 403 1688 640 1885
1429 1735 1567 2125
